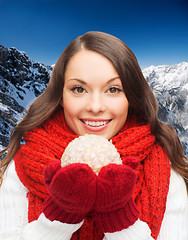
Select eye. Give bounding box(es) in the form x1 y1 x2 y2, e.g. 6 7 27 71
108 87 122 94
71 86 86 94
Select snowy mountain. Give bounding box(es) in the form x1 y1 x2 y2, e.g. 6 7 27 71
143 62 188 155
0 45 187 156
0 45 52 150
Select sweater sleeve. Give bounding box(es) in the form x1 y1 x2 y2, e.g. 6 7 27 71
157 168 188 240
104 168 188 240
0 160 83 240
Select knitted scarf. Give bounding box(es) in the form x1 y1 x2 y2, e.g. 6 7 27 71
14 108 170 240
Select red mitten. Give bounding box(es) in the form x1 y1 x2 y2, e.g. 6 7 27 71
122 156 140 170
92 162 139 233
43 160 97 224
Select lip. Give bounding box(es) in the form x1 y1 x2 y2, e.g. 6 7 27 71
80 118 111 132
81 118 111 122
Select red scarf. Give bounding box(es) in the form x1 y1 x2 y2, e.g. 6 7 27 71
14 108 170 239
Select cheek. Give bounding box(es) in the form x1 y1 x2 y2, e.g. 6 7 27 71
63 100 80 118
62 93 84 119
110 97 129 118
114 100 129 134
120 102 129 117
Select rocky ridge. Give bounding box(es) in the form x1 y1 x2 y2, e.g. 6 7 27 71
0 45 52 149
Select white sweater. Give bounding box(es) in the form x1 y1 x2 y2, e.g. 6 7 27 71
0 160 188 240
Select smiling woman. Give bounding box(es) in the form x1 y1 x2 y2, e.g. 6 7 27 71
0 31 188 240
61 50 129 139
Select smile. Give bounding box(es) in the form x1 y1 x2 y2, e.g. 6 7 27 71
80 119 111 132
83 120 110 127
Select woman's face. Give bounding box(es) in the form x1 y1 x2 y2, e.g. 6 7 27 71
61 50 129 139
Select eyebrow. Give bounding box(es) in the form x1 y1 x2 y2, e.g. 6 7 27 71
67 77 121 84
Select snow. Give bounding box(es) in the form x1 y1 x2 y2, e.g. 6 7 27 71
0 103 9 112
16 87 36 108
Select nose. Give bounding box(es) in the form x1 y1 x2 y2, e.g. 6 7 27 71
86 93 106 114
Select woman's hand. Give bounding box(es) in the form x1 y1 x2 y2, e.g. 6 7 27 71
43 160 97 224
92 157 139 233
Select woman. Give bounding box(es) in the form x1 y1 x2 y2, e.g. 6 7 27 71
0 31 188 240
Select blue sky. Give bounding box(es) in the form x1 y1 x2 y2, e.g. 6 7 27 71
1 0 188 69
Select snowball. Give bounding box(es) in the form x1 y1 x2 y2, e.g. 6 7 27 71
61 134 122 174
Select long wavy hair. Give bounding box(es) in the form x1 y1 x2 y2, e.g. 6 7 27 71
0 31 188 190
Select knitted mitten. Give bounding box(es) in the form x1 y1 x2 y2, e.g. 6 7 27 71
93 159 139 233
122 156 139 170
43 160 97 224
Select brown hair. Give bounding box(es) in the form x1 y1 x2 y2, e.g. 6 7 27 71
1 31 188 190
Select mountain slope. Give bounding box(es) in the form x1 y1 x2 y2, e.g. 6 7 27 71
0 45 52 149
143 62 188 155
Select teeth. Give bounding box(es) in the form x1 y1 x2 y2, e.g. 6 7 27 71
84 120 109 127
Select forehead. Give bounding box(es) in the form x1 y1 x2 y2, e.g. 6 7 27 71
64 50 119 81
